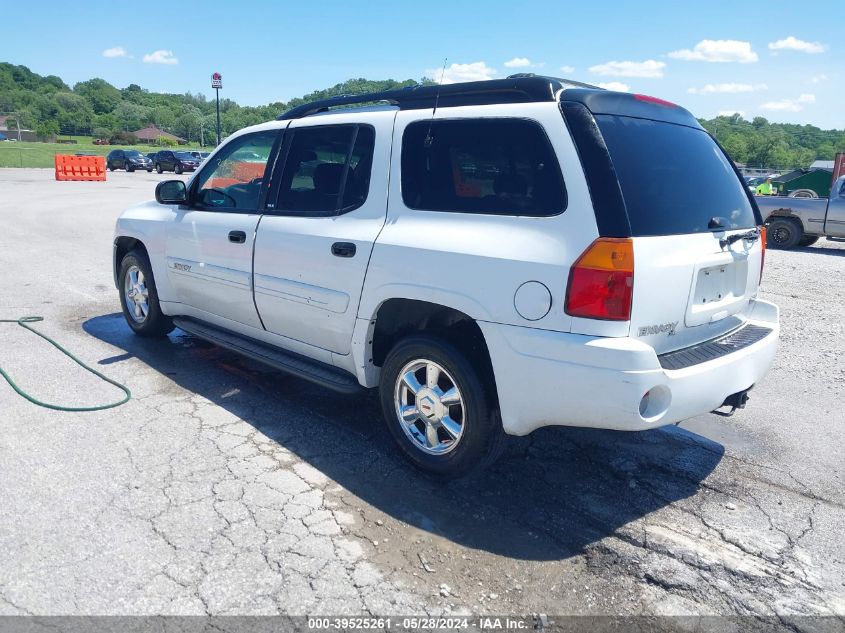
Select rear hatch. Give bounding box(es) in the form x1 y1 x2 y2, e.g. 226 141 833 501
565 97 763 354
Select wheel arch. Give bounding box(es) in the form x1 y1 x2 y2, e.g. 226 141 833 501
113 236 148 287
766 210 806 234
366 298 498 407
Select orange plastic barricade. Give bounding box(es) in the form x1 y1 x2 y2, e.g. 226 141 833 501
54 154 107 181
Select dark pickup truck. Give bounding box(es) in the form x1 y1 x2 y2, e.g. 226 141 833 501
757 175 845 249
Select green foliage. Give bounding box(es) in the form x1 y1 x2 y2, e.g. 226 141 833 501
701 114 845 169
109 131 138 145
156 136 177 147
1 61 841 169
34 119 58 138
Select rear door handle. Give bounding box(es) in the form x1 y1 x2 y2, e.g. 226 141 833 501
229 230 247 244
331 242 356 258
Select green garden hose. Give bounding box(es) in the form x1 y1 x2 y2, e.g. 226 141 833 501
0 316 131 411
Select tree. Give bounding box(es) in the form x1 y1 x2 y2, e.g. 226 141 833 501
35 119 59 139
73 78 121 114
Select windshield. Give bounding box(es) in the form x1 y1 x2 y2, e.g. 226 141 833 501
174 152 195 160
125 150 143 158
596 115 757 236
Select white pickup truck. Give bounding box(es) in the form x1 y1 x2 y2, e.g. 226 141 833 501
113 76 779 476
757 175 845 249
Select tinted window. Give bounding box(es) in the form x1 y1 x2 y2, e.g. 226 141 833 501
125 150 142 158
596 115 756 236
401 119 566 216
275 125 375 216
174 152 195 160
194 130 278 210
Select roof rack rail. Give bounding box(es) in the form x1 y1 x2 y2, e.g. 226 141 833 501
277 75 603 120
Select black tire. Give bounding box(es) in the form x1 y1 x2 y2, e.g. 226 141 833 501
175 164 183 175
379 334 505 477
156 163 163 174
798 235 819 247
147 168 153 172
126 163 134 173
766 218 802 250
108 165 115 171
118 250 174 337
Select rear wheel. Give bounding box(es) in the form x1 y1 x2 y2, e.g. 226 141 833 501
379 334 505 477
766 218 802 249
118 250 174 337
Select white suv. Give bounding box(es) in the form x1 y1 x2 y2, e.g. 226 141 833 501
113 76 779 476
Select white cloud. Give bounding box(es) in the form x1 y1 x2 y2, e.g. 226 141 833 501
425 61 496 84
718 110 745 118
143 50 178 65
102 46 127 58
761 100 802 112
669 40 758 63
504 57 532 68
760 94 815 112
811 74 828 83
768 36 826 54
560 65 575 74
687 82 767 95
597 82 630 92
588 60 665 78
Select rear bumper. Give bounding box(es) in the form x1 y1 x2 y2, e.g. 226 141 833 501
480 299 779 436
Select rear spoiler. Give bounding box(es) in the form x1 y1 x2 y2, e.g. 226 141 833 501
562 89 703 129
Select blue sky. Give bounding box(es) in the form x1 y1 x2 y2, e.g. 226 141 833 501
2 0 841 128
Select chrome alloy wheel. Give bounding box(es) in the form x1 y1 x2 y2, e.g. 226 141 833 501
394 359 465 455
123 265 150 323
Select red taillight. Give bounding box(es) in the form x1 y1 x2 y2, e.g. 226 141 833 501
565 238 634 321
759 226 766 284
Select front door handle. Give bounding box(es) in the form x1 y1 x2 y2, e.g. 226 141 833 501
331 242 356 258
229 230 247 244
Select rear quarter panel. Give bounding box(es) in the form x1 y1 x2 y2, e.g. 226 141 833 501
360 102 598 331
756 195 828 236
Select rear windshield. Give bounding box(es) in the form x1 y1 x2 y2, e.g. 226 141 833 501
596 115 756 236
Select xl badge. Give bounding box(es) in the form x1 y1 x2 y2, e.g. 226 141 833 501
638 321 678 337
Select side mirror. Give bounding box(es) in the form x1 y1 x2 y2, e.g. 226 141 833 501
155 180 187 205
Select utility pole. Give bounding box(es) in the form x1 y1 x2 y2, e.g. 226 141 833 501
211 72 222 146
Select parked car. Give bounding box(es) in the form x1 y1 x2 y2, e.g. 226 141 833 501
113 76 779 476
106 149 153 172
154 150 200 174
93 139 110 145
757 175 845 248
146 152 158 162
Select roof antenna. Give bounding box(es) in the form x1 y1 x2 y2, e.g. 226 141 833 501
424 58 447 149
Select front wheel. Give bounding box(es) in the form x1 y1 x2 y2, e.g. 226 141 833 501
118 250 174 337
175 164 183 175
156 163 163 174
379 334 505 477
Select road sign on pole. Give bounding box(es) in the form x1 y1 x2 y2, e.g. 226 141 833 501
211 73 222 146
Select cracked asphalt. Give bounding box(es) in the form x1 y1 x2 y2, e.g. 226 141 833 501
0 169 843 622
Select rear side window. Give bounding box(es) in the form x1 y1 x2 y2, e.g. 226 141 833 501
274 124 375 216
596 115 756 236
401 119 566 216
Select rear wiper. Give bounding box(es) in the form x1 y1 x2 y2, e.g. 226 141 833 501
720 228 760 250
